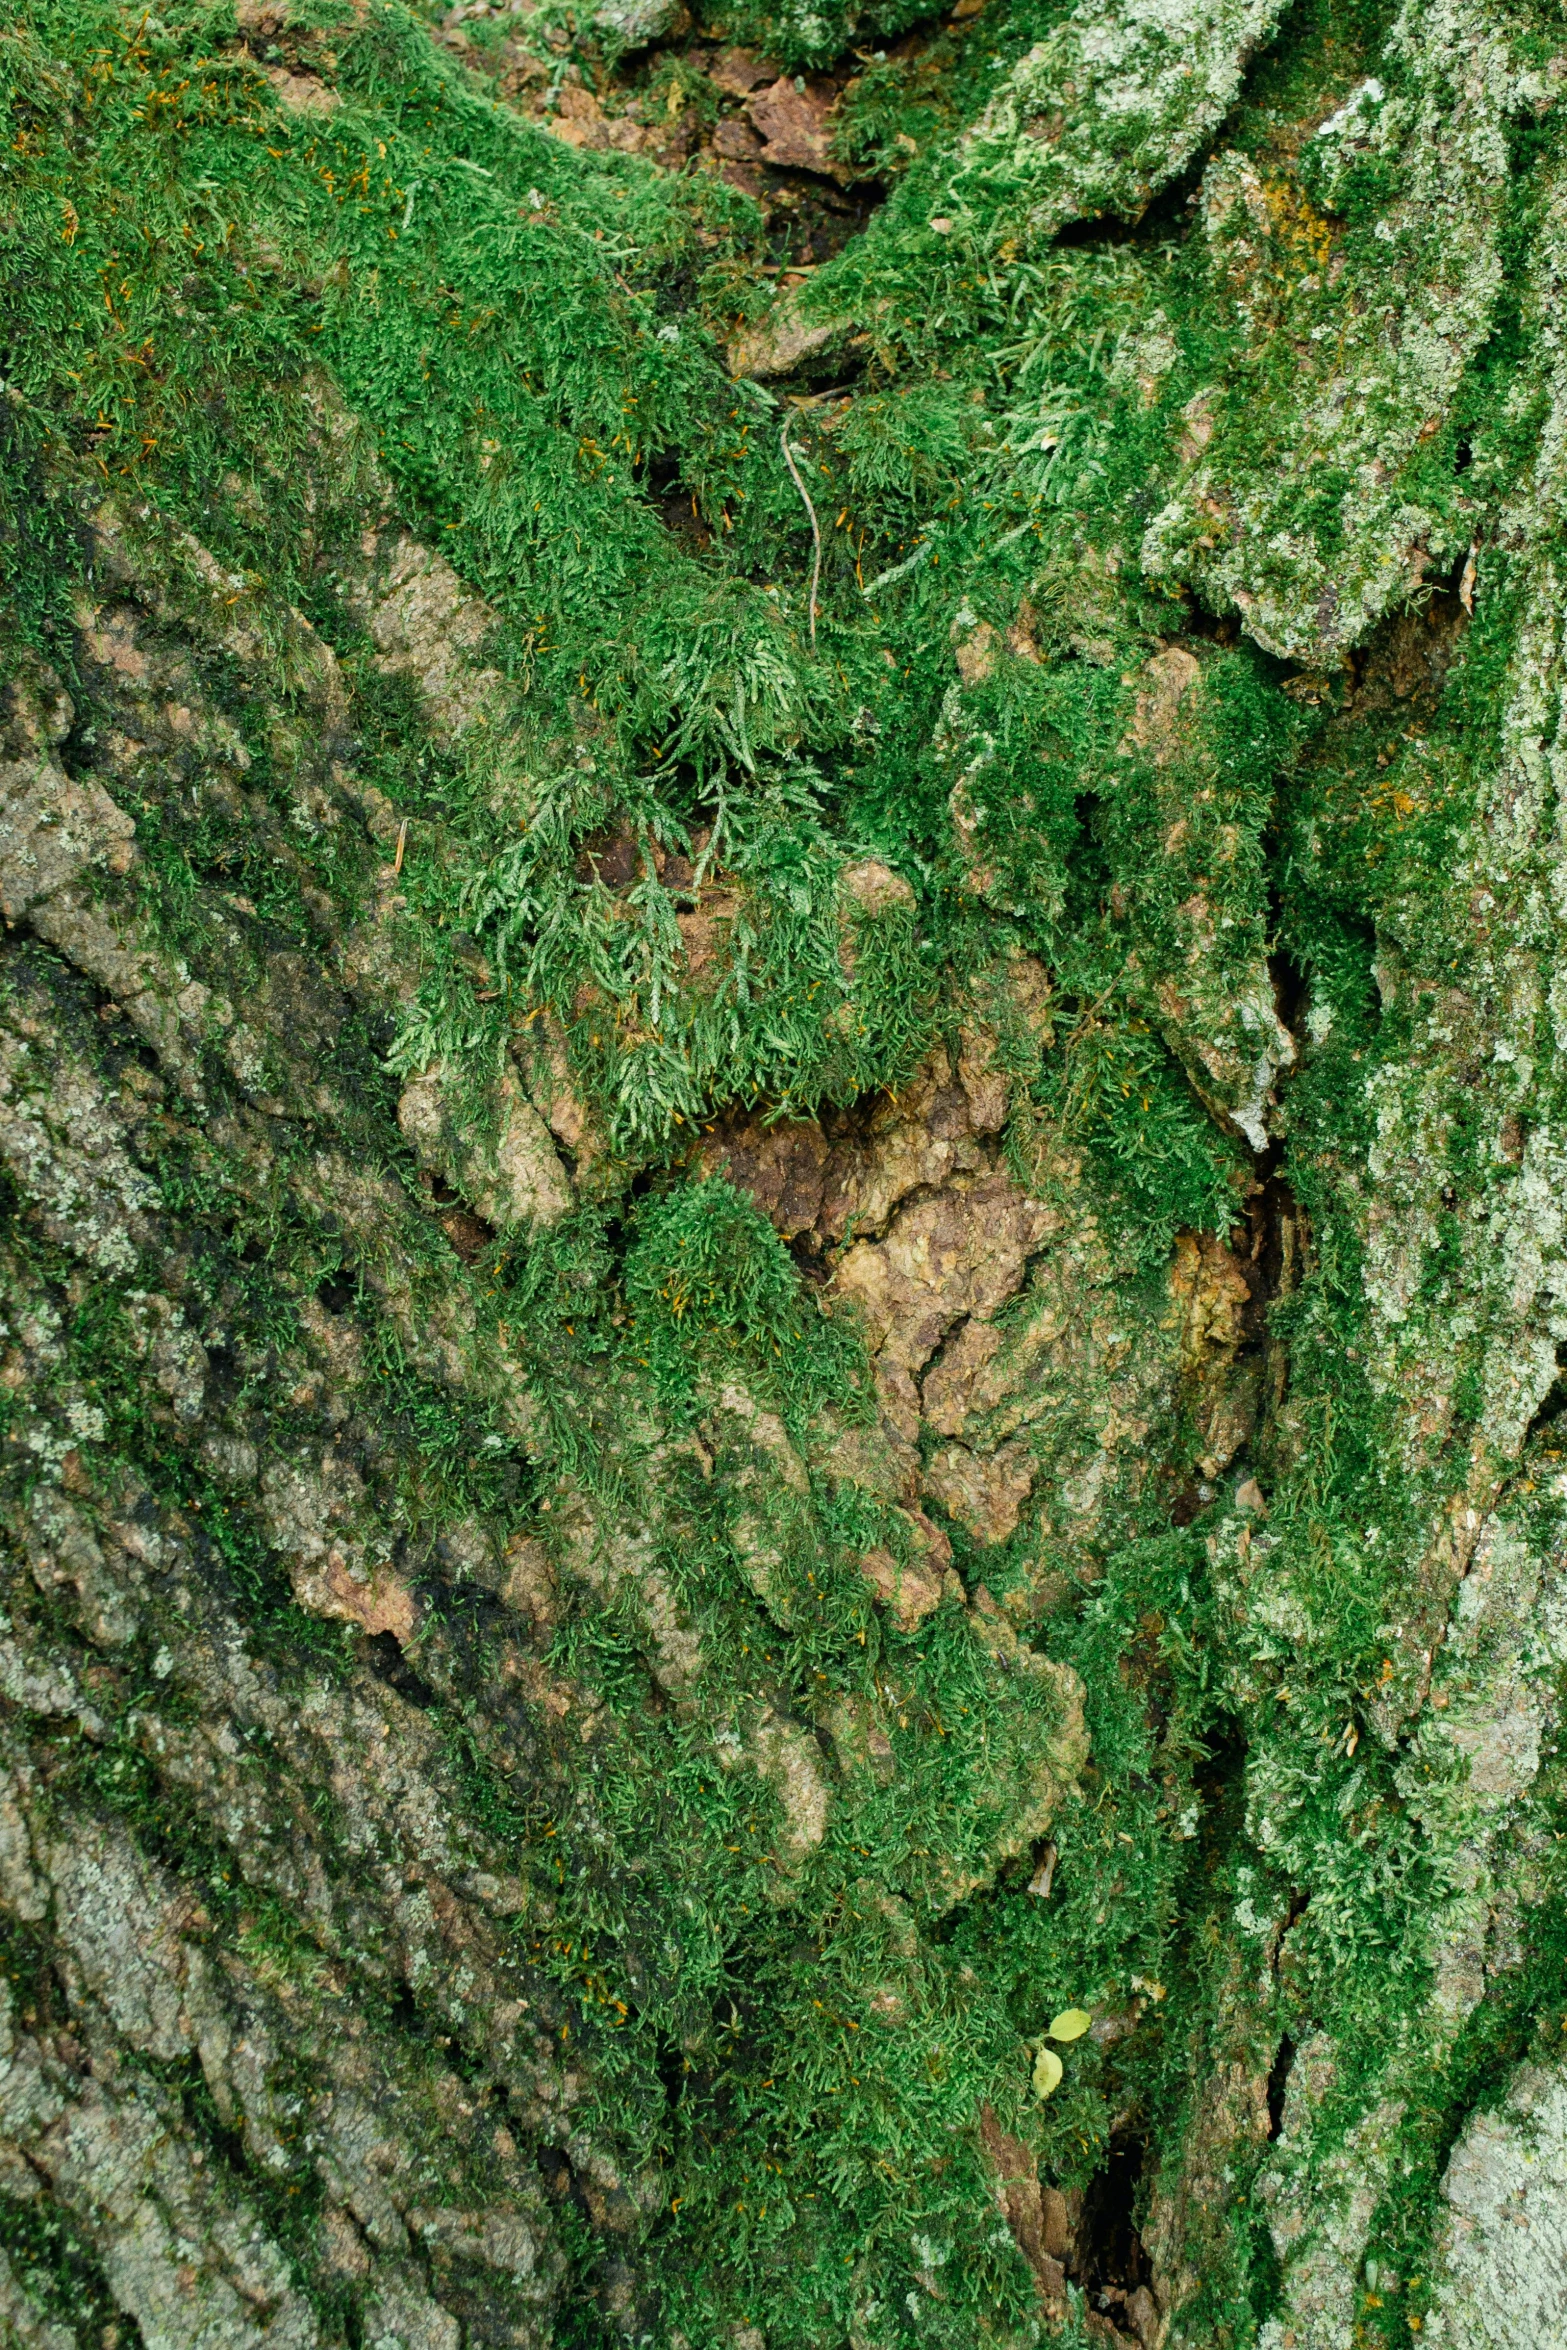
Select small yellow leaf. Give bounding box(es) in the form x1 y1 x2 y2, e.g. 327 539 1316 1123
1032 2045 1063 2099
1048 2008 1093 2043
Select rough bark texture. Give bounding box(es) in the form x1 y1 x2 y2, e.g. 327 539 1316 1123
3 1 1567 2346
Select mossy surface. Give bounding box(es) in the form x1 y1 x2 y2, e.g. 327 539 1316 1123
2 2 1567 2346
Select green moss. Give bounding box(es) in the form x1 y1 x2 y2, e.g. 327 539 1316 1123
622 1174 868 1423
0 2180 127 2343
5 0 1567 2338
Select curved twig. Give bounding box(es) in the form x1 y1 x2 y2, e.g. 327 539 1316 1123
779 426 822 649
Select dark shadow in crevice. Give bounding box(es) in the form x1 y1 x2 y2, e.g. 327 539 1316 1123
1073 2128 1154 2333
1190 1711 1250 1869
788 1229 832 1284
1336 580 1472 718
417 1169 496 1265
1056 147 1208 252
1273 1886 1311 1979
316 1267 357 1315
1270 942 1310 1039
760 171 887 274
1236 1146 1305 1341
655 2030 687 2117
1167 1477 1205 1529
1524 1344 1567 1449
639 450 715 551
383 1987 423 2042
1198 1709 1249 1779
361 1628 439 1710
173 2049 257 2184
1265 2034 1296 2139
56 708 107 782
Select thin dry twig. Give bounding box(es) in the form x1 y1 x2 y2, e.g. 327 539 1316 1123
394 818 408 874
779 426 822 649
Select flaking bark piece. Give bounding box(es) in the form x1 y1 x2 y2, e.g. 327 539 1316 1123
746 75 848 178
979 2103 1068 2314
